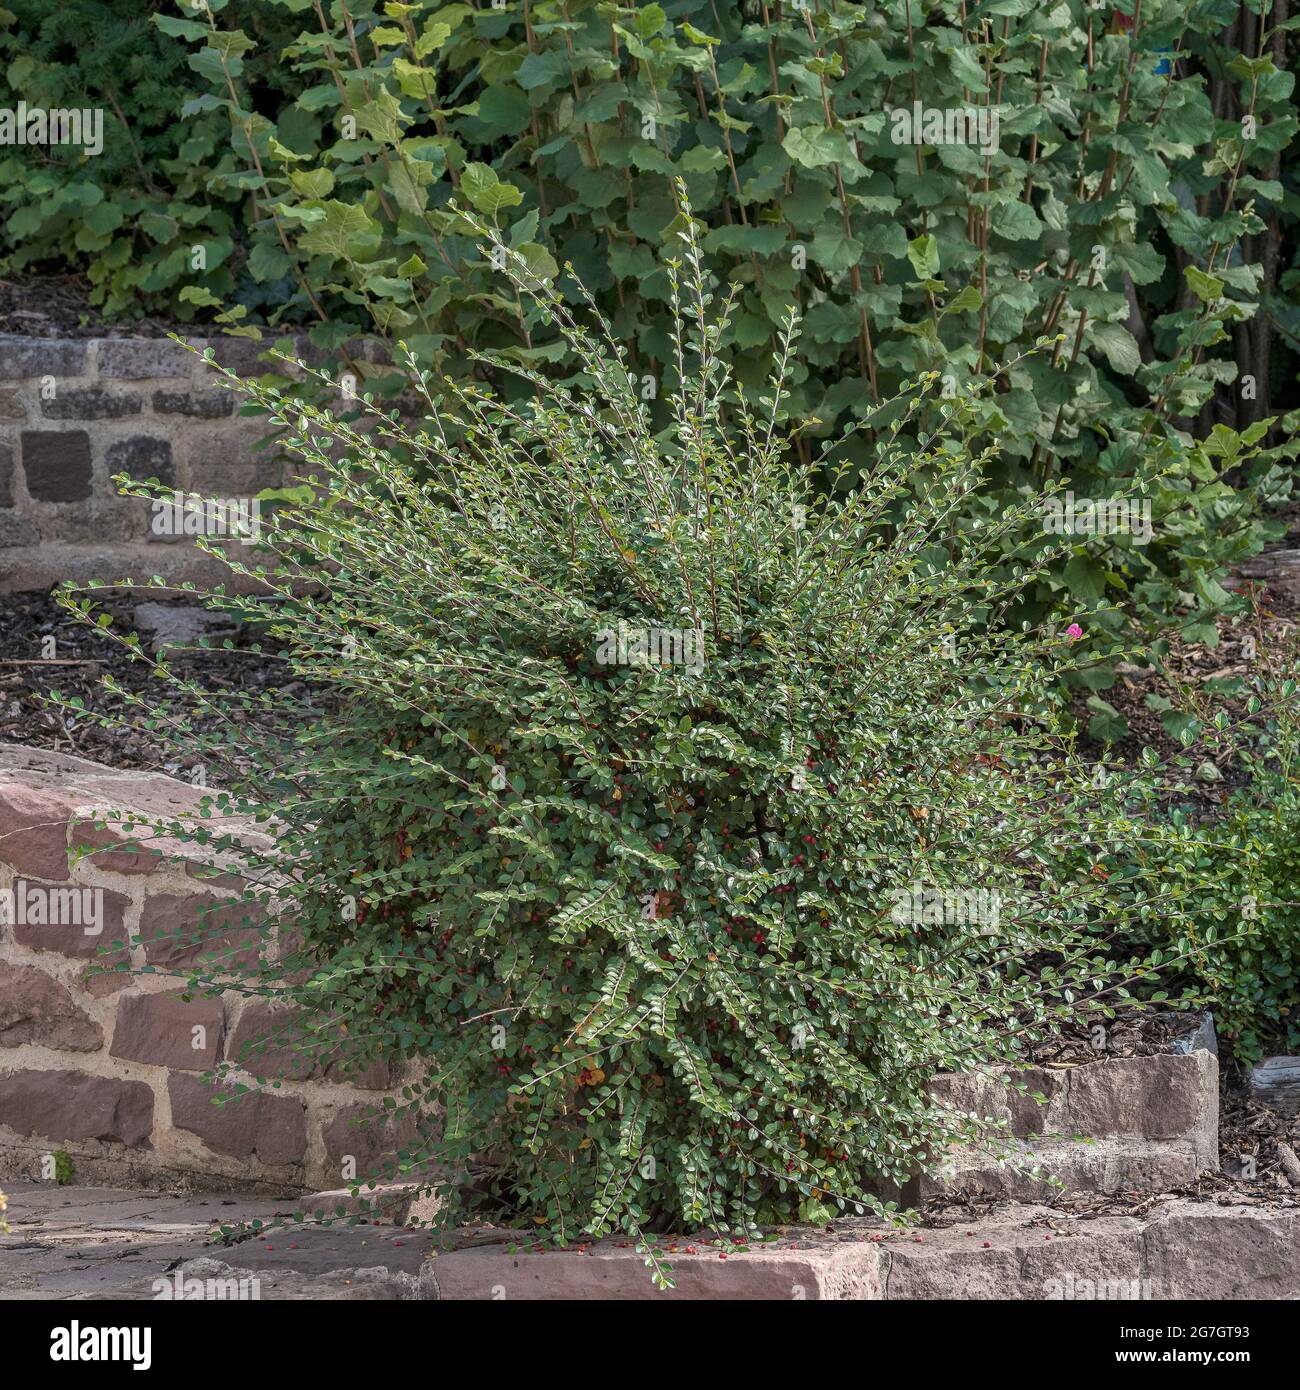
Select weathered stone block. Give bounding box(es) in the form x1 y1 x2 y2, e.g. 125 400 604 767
0 338 88 378
40 387 142 421
184 422 285 495
302 1181 433 1226
71 818 168 874
131 602 232 652
83 965 133 998
428 1237 882 1301
320 1103 421 1186
1142 1203 1300 1300
152 388 234 419
881 1210 1145 1300
97 339 191 379
8 880 129 958
0 781 73 877
192 337 266 376
226 1003 389 1089
183 861 250 890
0 512 33 546
60 767 257 874
0 389 26 420
110 992 224 1071
0 440 12 505
105 435 174 487
0 514 34 544
0 1068 152 1146
21 430 92 502
1067 1053 1212 1141
137 892 261 970
0 961 103 1051
225 1003 316 1081
168 1073 306 1165
913 1136 1204 1203
929 1065 1069 1138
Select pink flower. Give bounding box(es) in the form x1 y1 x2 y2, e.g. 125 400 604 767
1065 623 1083 640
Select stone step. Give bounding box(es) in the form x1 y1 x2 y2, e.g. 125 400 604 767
417 1199 1300 1301
7 1180 1295 1301
917 1136 1209 1202
919 1049 1218 1199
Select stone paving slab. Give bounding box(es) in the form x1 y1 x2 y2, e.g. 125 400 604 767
422 1234 878 1301
0 1181 429 1300
421 1201 1300 1300
5 1183 1299 1300
879 1207 1145 1300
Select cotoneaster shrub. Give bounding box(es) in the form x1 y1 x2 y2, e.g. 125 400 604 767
60 209 1201 1284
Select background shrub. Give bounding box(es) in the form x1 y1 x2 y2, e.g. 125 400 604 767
1175 760 1300 1061
7 0 1298 729
0 0 301 318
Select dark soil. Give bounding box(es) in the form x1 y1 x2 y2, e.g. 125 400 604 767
0 273 200 340
1216 1056 1300 1194
0 588 328 776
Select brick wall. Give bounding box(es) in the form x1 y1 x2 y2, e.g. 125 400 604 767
0 334 291 593
0 745 416 1194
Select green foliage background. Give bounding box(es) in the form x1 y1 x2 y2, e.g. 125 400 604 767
1169 764 1300 1060
3 1 1300 730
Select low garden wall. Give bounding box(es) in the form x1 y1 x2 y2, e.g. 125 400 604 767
0 333 291 593
0 744 1222 1207
0 745 412 1194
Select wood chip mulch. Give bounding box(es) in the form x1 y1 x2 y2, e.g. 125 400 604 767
0 273 206 340
0 589 325 775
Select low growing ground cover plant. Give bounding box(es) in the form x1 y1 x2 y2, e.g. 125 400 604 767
1169 754 1300 1062
1091 642 1300 1062
60 210 1210 1284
